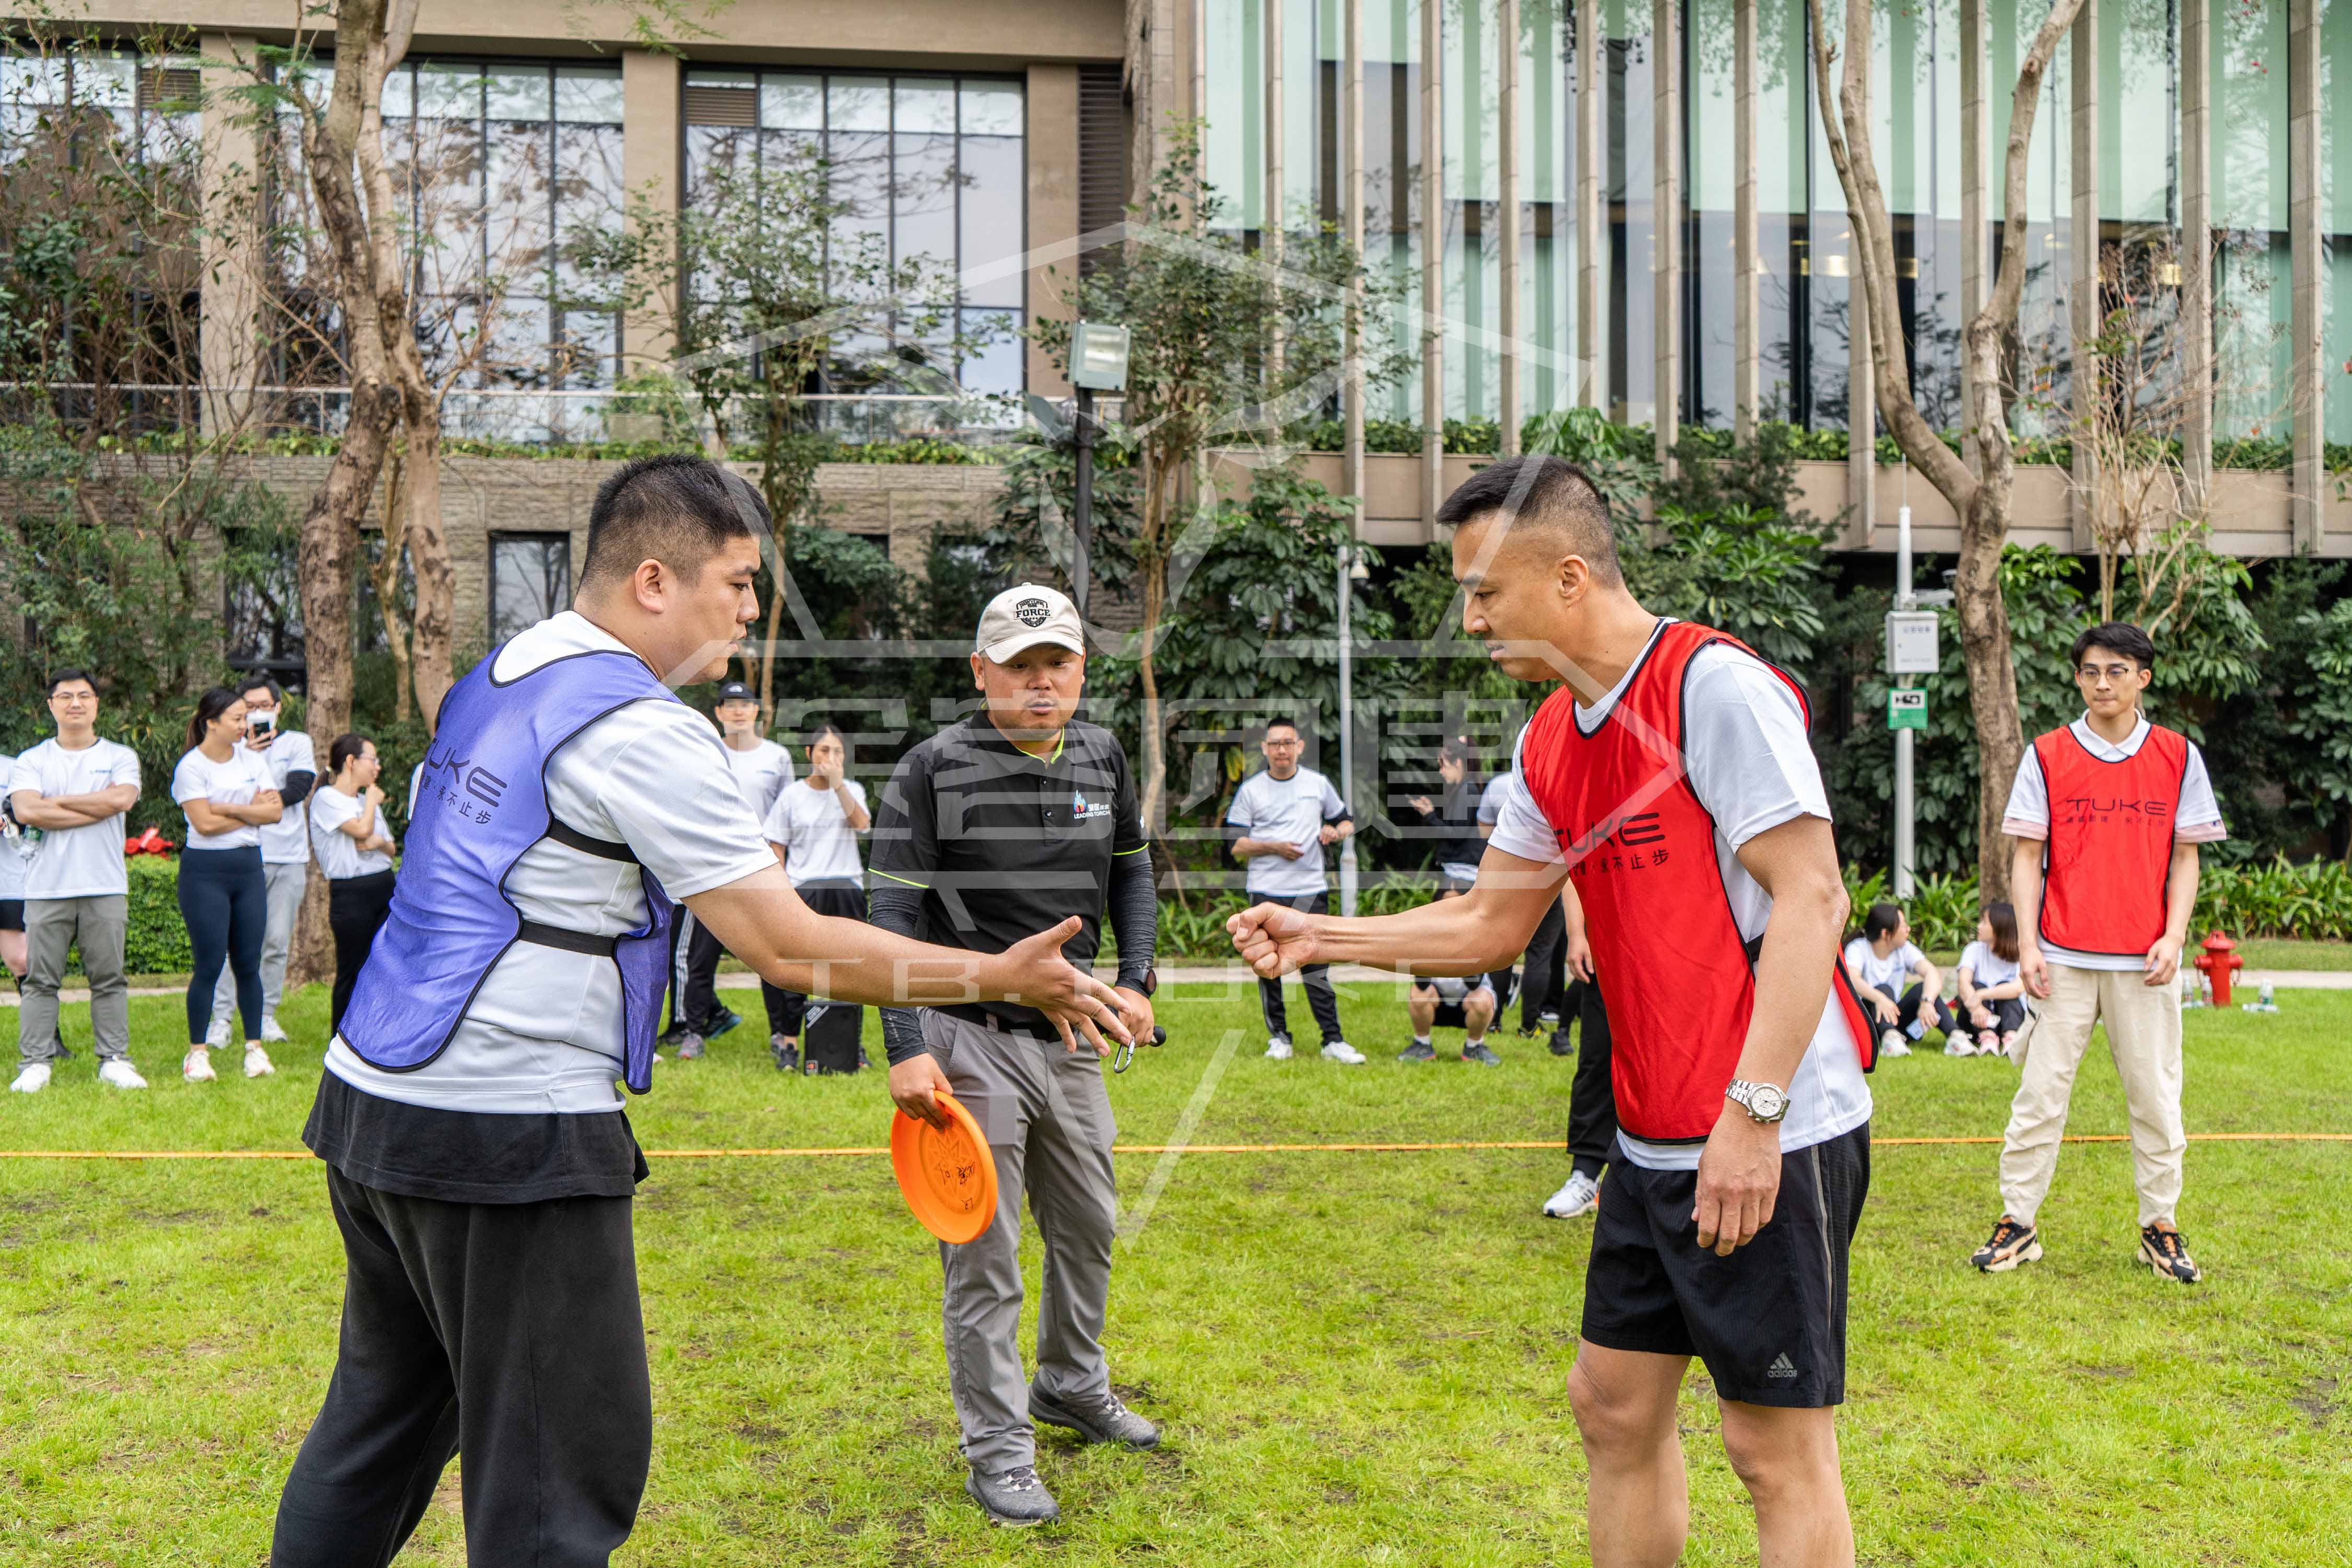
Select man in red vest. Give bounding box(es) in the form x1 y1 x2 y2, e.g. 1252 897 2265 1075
1230 456 1876 1568
1970 621 2224 1284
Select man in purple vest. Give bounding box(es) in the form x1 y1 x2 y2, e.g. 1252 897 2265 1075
271 455 1137 1568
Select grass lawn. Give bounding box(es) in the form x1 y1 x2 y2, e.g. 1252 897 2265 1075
1 979 2347 1566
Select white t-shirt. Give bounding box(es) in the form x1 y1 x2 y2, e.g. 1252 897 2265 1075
9 737 142 899
326 611 780 1115
308 784 395 880
1842 937 1926 999
1226 765 1350 898
1490 622 1872 1171
246 729 317 866
0 751 25 902
2002 713 2228 972
1476 770 1515 826
1956 939 2022 991
760 776 868 886
173 746 278 851
722 737 795 820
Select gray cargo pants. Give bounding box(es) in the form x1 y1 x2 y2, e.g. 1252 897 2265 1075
920 1009 1119 1475
19 895 130 1064
212 859 307 1026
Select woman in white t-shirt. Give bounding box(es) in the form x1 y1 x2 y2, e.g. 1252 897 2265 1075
1935 901 2027 1058
1840 901 1942 1059
309 733 399 1040
756 722 871 1072
171 687 283 1083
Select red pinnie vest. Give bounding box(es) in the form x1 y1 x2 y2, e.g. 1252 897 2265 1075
1518 621 1876 1144
2032 722 2189 957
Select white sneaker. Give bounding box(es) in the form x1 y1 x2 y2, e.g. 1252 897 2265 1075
9 1062 50 1094
1543 1170 1601 1219
1319 1040 1366 1065
101 1058 150 1090
244 1044 275 1079
204 1017 230 1048
182 1049 216 1084
260 1015 289 1044
1263 1035 1294 1060
1881 1036 1912 1058
1943 1036 1972 1057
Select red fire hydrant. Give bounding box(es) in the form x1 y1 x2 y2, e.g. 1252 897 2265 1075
2194 931 2242 1007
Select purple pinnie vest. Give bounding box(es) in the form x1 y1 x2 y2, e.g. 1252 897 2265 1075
338 647 679 1094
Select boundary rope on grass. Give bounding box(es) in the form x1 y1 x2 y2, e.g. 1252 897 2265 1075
1 1132 2348 1161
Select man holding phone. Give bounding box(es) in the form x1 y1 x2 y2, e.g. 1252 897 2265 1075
209 678 316 1047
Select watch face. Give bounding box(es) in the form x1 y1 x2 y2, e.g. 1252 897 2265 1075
1748 1084 1788 1120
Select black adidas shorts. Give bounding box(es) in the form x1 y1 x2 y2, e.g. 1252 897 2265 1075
1579 1121 1869 1408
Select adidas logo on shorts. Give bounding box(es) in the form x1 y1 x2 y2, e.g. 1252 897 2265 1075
1765 1353 1798 1380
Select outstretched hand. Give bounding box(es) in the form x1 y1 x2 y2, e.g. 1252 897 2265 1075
993 916 1134 1057
1227 900 1319 978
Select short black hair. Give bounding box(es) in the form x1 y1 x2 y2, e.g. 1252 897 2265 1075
1862 902 1904 943
1434 455 1621 585
236 675 284 703
2071 620 2157 671
583 454 769 593
1262 717 1300 737
45 667 95 697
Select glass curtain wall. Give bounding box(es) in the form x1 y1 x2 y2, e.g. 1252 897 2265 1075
2211 0 2289 441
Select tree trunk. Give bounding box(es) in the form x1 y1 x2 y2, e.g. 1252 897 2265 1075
1134 458 1173 850
375 449 415 724
401 402 454 731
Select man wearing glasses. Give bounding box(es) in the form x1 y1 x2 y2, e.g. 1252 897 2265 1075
1970 622 2226 1284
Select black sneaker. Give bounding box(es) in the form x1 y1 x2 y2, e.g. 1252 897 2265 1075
708 1007 743 1039
965 1464 1059 1527
1460 1042 1503 1066
1396 1040 1437 1062
857 1044 872 1071
770 1035 800 1074
1547 1030 1574 1057
1970 1216 2043 1273
657 1024 688 1050
2139 1224 2204 1284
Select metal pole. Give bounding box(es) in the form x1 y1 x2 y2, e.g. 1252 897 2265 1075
1893 502 1915 899
1074 385 1096 636
1338 549 1358 916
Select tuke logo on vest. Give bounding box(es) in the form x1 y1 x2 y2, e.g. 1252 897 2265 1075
2054 793 2172 826
1560 809 1673 877
417 744 510 827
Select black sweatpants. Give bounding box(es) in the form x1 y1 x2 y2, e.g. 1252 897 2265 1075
1567 971 1618 1179
271 1166 652 1568
1519 896 1567 1031
770 880 869 1038
1256 891 1345 1045
179 846 265 1045
665 907 725 1034
326 870 397 1041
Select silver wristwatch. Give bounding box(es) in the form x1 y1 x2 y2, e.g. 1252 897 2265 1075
1725 1079 1789 1124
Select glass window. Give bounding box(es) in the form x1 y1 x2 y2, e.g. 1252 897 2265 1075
490 534 573 642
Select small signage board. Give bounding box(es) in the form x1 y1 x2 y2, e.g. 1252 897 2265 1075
1886 610 1940 675
1888 688 1928 731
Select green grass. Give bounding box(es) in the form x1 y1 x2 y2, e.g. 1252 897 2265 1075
2 981 2347 1565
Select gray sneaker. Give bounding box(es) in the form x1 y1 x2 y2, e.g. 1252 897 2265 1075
966 1463 1059 1527
1460 1041 1503 1066
676 1033 706 1060
1396 1039 1437 1062
1029 1386 1160 1450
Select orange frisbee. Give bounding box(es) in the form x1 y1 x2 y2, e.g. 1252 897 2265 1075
890 1090 999 1244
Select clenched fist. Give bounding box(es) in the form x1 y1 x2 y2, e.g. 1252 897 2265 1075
1227 901 1320 978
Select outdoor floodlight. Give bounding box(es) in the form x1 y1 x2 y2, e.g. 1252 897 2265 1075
1071 321 1132 391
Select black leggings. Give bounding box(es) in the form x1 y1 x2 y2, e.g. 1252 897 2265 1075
1936 993 2028 1039
771 881 869 1037
180 846 266 1045
327 870 397 1040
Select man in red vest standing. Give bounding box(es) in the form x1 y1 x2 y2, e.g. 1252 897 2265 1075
1970 622 2224 1284
1229 456 1877 1568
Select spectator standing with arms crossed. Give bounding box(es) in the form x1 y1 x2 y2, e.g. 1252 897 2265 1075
1229 457 1877 1568
869 583 1160 1528
1226 717 1361 1063
1970 621 2224 1284
8 670 145 1094
206 677 315 1048
308 734 398 1040
173 687 283 1083
759 720 869 1072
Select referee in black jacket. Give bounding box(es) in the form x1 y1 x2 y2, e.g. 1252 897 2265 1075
871 583 1160 1529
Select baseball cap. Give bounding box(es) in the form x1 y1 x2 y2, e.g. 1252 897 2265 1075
975 583 1085 663
716 680 756 703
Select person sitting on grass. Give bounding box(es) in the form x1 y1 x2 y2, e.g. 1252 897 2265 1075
1840 902 1939 1059
1939 902 2026 1057
1403 973 1500 1065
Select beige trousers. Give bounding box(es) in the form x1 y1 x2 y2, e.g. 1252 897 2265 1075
1998 962 2185 1229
